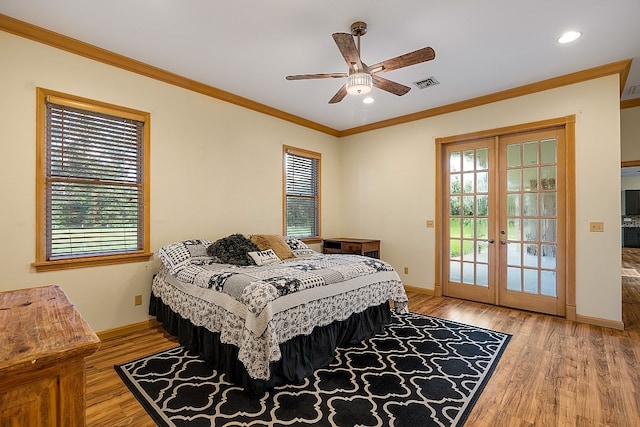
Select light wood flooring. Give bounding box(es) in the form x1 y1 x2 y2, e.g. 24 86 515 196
85 250 640 426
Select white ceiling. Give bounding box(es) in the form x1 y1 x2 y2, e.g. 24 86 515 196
1 0 639 131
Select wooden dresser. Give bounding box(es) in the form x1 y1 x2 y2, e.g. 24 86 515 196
0 285 100 426
322 238 381 259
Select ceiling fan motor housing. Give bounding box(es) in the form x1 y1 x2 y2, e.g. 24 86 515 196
345 21 372 95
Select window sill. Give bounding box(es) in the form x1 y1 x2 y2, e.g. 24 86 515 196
301 237 322 244
32 252 154 272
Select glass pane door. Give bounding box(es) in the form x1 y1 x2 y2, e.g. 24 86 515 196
443 138 496 304
499 129 566 315
441 127 566 317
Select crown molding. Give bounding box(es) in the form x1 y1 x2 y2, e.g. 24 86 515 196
0 13 632 137
621 98 640 109
338 59 632 136
0 13 339 137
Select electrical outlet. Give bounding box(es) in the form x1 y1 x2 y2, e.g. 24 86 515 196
426 220 435 228
589 222 604 232
404 267 409 274
134 294 143 306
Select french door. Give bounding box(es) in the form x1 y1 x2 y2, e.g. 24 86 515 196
441 126 567 316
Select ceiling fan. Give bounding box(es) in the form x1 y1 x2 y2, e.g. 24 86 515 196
286 21 436 104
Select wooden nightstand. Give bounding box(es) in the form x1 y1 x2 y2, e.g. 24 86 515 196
322 238 380 259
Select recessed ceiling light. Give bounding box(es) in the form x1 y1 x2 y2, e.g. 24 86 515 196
363 97 374 104
558 31 582 44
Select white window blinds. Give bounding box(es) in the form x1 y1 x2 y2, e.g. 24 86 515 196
284 147 320 238
44 98 145 259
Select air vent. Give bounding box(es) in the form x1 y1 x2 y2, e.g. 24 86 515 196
414 76 440 89
628 85 640 96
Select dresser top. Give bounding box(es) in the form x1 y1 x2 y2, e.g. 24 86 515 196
0 285 100 375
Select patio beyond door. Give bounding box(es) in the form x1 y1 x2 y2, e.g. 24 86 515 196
442 127 566 316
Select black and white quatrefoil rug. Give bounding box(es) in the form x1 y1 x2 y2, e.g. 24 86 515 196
115 312 510 427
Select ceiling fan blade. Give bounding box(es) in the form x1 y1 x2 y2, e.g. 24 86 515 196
369 46 435 74
286 73 348 80
332 32 364 71
372 75 411 96
328 84 348 104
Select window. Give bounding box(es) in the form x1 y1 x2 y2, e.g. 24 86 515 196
34 88 151 271
283 146 321 241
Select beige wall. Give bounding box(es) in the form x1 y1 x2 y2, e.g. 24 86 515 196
0 29 624 330
621 106 640 162
0 32 341 332
339 75 622 323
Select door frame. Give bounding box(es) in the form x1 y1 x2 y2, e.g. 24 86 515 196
434 115 577 321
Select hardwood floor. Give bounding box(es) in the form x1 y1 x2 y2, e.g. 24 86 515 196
85 252 640 426
85 325 178 426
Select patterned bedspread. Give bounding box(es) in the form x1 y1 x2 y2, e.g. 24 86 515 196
152 253 408 380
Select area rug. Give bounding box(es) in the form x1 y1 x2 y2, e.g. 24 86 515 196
115 312 510 427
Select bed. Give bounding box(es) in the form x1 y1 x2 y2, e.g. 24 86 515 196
149 234 408 395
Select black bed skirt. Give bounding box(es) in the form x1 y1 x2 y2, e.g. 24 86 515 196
149 293 391 395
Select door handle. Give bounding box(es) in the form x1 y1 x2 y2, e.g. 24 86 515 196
500 240 507 245
479 239 495 243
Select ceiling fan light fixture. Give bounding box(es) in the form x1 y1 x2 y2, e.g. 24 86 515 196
346 72 373 95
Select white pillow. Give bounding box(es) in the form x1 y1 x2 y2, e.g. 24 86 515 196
247 249 281 266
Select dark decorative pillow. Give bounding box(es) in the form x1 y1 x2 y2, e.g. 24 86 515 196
207 234 260 266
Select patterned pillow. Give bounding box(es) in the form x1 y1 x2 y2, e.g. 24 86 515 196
284 236 316 256
156 239 214 275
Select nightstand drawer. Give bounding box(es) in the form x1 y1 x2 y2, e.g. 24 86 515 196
342 243 361 253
